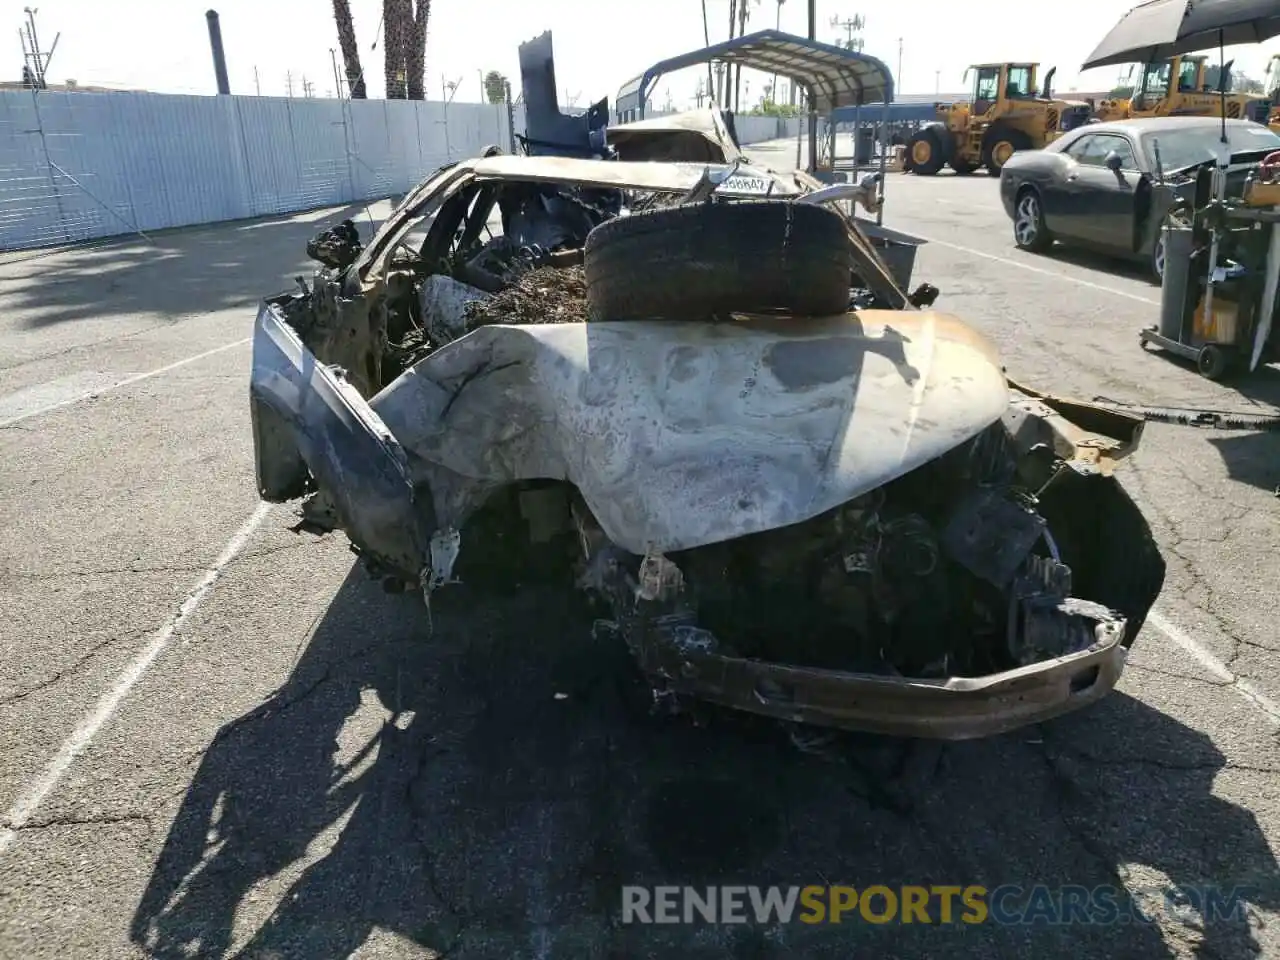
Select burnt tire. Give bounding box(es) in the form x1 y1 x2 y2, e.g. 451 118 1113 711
583 200 854 321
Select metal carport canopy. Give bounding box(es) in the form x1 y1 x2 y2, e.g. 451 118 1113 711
616 29 895 117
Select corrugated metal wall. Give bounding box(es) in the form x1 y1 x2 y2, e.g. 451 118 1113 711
0 90 510 251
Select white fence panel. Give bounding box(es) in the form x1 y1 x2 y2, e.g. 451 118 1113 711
0 94 67 247
0 89 511 251
285 97 355 211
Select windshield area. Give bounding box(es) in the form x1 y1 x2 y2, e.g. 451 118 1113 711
1144 124 1280 171
1205 63 1232 92
1141 61 1172 98
1267 57 1280 96
972 67 1000 102
1177 58 1201 92
1006 65 1034 98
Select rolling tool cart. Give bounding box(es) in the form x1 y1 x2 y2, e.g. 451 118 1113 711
1140 150 1280 380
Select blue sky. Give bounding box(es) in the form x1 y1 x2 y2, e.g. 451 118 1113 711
15 0 1280 104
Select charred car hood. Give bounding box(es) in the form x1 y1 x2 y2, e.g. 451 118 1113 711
368 310 1009 554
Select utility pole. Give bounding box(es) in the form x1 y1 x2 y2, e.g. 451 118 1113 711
721 0 740 105
205 10 231 94
330 49 343 99
830 14 864 51
19 7 59 89
897 37 903 94
254 65 261 96
701 0 714 105
734 0 749 111
504 78 515 153
807 0 816 172
286 71 294 97
771 0 785 106
935 69 940 95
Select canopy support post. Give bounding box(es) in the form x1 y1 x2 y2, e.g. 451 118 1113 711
877 96 889 225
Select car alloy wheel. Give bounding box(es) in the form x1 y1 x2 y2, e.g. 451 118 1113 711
1152 233 1166 283
1014 193 1041 247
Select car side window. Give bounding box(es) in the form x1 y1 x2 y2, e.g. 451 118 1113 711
1101 136 1138 170
1065 135 1096 162
1067 134 1137 169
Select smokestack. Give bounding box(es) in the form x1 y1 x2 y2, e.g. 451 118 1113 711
206 10 231 95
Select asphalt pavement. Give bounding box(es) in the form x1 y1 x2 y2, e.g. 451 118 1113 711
1 142 1279 960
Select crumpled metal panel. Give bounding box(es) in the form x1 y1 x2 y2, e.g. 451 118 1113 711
370 309 1010 554
1004 380 1146 476
250 301 434 577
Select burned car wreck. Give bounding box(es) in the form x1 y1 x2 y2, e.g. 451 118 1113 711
250 139 1165 740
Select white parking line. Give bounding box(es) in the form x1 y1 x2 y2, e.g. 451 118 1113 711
1147 609 1280 725
0 501 272 857
0 337 251 429
910 233 1161 306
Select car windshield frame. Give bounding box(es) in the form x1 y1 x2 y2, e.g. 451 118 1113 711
1141 124 1280 172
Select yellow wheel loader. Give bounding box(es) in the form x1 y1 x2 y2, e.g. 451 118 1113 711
1094 55 1271 123
905 64 1091 177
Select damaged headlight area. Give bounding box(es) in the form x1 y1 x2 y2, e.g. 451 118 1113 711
573 420 1134 687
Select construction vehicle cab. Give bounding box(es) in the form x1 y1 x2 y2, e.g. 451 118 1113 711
1095 55 1270 123
906 62 1090 177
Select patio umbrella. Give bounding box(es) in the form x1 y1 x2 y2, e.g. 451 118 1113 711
1084 0 1280 364
1082 0 1280 143
1082 0 1280 70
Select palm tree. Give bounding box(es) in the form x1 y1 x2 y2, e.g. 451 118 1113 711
383 0 429 100
383 0 408 99
406 0 430 100
483 70 508 103
331 0 366 98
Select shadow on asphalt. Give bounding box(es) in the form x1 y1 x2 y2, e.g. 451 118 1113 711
131 565 1280 959
1041 244 1159 287
1130 343 1280 411
3 202 384 329
1210 432 1280 493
